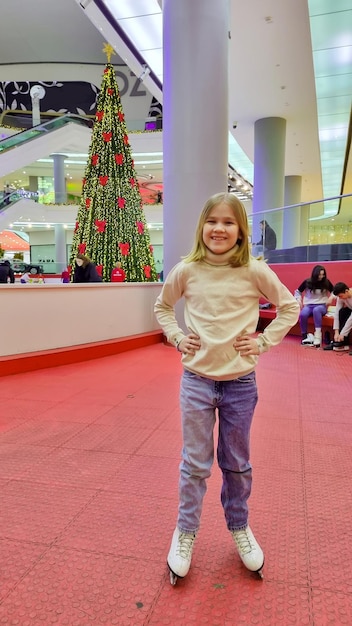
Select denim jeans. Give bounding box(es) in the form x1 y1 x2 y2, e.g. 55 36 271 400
299 304 327 334
178 369 258 534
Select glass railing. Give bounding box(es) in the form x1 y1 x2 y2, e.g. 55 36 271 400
0 114 93 155
248 193 352 263
0 190 39 213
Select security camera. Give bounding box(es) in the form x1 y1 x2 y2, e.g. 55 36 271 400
232 122 238 129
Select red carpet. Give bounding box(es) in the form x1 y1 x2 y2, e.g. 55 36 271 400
0 337 351 625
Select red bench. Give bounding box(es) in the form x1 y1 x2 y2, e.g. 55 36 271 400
258 260 352 337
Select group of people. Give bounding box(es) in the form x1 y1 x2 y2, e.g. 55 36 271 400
61 255 126 283
294 264 352 353
1 191 351 588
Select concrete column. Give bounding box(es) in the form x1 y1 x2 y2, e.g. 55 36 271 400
300 204 310 247
55 224 67 270
28 176 38 192
51 153 67 204
252 117 286 248
163 0 229 274
283 175 302 248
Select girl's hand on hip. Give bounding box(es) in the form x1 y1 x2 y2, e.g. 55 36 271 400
178 333 201 355
234 334 260 356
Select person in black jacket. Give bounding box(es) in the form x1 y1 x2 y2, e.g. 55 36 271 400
0 260 15 283
256 220 277 251
73 253 103 283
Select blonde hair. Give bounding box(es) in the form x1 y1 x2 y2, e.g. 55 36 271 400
183 192 251 267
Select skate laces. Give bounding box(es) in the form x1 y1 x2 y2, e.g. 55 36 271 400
232 528 255 556
176 532 195 559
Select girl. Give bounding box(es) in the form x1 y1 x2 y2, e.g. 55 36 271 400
154 192 299 584
294 265 333 346
73 254 102 283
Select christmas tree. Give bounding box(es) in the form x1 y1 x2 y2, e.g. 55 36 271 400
69 44 157 282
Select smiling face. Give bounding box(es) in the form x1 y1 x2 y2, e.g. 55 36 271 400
202 202 241 255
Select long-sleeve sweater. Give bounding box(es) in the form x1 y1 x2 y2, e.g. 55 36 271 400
154 258 300 381
294 278 333 305
334 292 352 337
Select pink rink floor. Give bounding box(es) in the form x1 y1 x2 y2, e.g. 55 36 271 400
0 336 351 625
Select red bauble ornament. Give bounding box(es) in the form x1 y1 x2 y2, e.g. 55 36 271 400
85 198 91 208
103 131 112 142
149 245 154 253
117 197 126 208
123 134 128 145
96 110 104 122
78 243 86 254
130 177 135 187
117 111 124 121
99 176 109 186
74 221 79 233
96 264 103 276
91 154 99 166
107 88 114 95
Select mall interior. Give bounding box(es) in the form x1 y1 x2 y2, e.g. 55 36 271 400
0 1 352 625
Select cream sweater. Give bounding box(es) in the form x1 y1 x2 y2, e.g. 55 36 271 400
154 257 300 381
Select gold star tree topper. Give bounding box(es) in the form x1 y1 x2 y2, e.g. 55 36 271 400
103 42 116 63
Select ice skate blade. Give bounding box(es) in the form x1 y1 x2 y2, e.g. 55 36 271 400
168 565 180 586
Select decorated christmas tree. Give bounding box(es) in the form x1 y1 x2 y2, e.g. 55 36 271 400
69 44 157 282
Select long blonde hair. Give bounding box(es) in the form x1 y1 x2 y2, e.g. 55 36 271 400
183 192 251 267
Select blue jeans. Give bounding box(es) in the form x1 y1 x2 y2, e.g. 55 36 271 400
178 369 258 533
299 304 327 334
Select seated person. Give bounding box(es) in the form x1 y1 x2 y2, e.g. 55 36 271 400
20 271 31 283
294 264 333 346
61 267 70 283
324 282 352 353
110 261 126 282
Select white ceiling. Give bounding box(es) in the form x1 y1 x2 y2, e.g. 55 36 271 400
0 0 351 213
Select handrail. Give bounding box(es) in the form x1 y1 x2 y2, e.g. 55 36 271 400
0 114 93 154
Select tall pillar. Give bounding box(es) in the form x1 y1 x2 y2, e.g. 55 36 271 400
300 204 310 247
55 224 67 270
51 153 67 204
163 0 229 274
252 117 286 248
28 176 38 192
283 175 302 248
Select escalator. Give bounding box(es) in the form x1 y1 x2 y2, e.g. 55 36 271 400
0 114 93 178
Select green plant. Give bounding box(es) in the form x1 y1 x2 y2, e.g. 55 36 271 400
0 245 4 259
13 252 24 260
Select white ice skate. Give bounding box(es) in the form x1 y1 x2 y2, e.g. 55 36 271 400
167 527 196 585
231 525 264 578
313 330 322 348
301 333 315 346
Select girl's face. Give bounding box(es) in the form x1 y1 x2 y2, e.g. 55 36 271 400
318 270 325 280
76 258 84 267
202 202 240 255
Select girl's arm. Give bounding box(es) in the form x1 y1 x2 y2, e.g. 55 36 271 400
154 264 187 348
